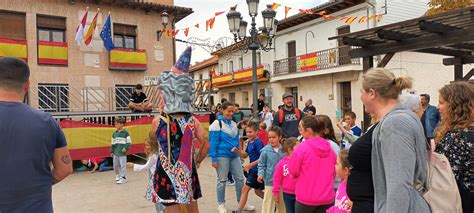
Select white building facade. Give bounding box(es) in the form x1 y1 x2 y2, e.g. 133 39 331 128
212 41 274 108
270 0 455 129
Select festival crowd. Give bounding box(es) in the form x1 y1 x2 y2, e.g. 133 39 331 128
0 48 472 213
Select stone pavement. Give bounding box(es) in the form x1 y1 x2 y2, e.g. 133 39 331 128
52 157 262 212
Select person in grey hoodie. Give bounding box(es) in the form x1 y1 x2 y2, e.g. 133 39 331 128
360 68 430 213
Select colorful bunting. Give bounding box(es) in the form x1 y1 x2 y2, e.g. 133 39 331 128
195 23 200 29
215 11 225 16
172 29 180 37
206 17 215 31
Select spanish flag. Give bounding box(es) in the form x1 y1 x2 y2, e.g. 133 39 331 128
0 38 27 61
84 11 99 45
38 41 68 65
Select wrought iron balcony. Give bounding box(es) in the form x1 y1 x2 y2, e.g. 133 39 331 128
273 46 360 76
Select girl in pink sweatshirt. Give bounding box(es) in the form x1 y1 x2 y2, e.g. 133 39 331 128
327 149 352 213
273 137 300 213
289 116 337 213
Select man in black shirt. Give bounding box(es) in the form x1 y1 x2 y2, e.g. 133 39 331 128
303 99 316 115
273 93 304 138
258 94 265 113
128 84 153 112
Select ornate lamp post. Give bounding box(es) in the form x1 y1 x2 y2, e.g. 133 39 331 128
227 1 276 120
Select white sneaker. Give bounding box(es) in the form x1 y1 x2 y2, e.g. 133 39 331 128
243 204 255 211
117 178 128 184
115 175 120 181
217 204 227 213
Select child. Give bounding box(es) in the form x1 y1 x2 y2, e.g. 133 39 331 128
127 138 164 213
80 157 112 173
327 149 352 213
316 114 341 190
258 122 269 146
231 122 265 213
273 137 299 213
111 117 131 184
258 126 286 213
289 116 336 212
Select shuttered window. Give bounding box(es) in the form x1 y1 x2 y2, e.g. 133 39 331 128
0 11 26 40
37 15 66 30
113 23 136 36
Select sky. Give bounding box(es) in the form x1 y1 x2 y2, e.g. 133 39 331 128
173 0 329 65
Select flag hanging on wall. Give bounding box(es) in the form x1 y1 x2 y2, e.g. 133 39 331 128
75 9 88 45
100 13 115 51
84 11 99 45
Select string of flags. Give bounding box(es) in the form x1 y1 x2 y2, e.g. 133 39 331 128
271 2 385 24
74 1 385 49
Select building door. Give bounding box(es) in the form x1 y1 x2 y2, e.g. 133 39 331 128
287 41 297 73
229 92 236 104
340 82 352 115
288 87 298 108
337 26 351 65
242 91 249 108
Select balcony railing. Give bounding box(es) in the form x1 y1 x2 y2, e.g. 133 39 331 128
273 46 360 76
213 63 271 87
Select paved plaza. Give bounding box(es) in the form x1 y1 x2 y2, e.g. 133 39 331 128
52 157 262 212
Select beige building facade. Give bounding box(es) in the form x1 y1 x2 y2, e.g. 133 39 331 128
0 0 191 112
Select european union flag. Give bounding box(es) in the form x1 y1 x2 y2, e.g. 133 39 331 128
100 14 115 51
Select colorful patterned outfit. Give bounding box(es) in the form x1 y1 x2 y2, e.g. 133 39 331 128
153 113 202 206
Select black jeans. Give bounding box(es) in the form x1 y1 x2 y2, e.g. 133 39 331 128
295 201 332 213
283 193 296 213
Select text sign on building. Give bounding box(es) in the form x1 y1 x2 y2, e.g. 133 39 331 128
144 76 159 86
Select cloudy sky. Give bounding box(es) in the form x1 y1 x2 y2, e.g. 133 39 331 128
173 0 329 64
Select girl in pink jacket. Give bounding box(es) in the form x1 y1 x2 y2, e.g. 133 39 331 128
273 137 300 213
327 149 352 213
289 116 337 213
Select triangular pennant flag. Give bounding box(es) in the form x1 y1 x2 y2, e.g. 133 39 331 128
184 28 189 37
272 3 281 11
323 15 335 20
376 14 384 22
285 6 291 19
209 17 215 30
215 11 225 16
345 16 357 24
358 16 367 24
299 9 306 14
195 23 200 29
172 29 180 37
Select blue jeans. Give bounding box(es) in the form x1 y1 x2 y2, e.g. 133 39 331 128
216 157 244 205
283 192 296 213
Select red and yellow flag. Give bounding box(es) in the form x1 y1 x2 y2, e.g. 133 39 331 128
84 12 99 45
110 48 147 71
0 38 27 61
38 41 68 65
184 28 190 37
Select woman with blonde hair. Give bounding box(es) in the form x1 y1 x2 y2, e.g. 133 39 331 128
360 68 429 212
434 82 473 213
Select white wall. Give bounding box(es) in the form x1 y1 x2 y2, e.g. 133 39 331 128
217 46 274 74
375 0 429 26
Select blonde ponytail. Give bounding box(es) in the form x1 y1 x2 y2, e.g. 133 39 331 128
362 68 413 100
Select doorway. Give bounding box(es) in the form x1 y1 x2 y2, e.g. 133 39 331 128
287 41 297 73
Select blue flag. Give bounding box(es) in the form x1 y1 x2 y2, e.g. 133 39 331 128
100 14 115 51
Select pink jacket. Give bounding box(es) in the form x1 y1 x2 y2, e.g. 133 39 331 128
327 180 351 213
288 136 336 206
272 156 297 199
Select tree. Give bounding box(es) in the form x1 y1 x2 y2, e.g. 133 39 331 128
426 0 474 15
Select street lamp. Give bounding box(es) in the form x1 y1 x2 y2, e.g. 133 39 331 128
157 11 169 41
227 2 276 121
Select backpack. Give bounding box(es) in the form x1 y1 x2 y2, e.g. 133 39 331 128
417 149 462 213
278 107 301 123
